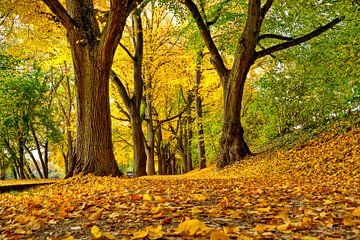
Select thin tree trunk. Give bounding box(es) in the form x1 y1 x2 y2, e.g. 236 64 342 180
186 115 193 172
18 139 25 179
155 121 163 175
25 145 44 178
145 78 156 175
194 50 206 170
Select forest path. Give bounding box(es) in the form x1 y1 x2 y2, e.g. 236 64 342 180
0 127 359 239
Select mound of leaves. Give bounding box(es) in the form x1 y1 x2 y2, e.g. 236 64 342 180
0 128 359 239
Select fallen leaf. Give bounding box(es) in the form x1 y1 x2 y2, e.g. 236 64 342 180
132 230 148 239
210 230 229 240
91 225 102 238
146 225 163 239
89 209 104 221
256 206 271 212
178 219 211 236
191 194 208 201
352 207 360 217
143 193 152 201
343 217 355 226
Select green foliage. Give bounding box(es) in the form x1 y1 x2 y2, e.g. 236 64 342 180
244 1 360 151
0 59 62 178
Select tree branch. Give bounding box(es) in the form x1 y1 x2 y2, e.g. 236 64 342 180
119 42 135 61
99 0 137 68
110 70 131 110
255 17 343 60
258 34 293 42
261 0 274 19
205 0 231 26
182 0 229 82
159 98 193 124
41 0 75 31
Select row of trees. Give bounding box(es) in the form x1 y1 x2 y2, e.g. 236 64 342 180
0 0 358 178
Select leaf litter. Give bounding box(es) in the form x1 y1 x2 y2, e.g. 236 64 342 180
0 127 359 239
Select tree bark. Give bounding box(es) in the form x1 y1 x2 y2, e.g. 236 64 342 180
186 115 193 172
145 93 156 175
194 50 206 170
42 0 138 177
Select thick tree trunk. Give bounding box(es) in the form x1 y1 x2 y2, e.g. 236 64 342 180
68 52 122 177
42 0 137 177
217 72 252 169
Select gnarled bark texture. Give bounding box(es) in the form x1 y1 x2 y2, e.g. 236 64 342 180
42 0 138 177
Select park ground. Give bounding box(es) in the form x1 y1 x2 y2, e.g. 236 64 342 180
0 126 359 239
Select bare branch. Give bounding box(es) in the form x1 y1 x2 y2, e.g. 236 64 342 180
41 0 75 31
255 17 343 60
159 98 193 125
258 34 293 42
110 70 131 110
119 42 135 61
261 0 274 19
182 0 229 82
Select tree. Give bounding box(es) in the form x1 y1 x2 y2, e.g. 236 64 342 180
0 62 61 179
111 3 149 177
182 0 343 168
40 0 141 177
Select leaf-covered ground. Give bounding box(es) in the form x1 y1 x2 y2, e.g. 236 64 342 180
1 127 359 240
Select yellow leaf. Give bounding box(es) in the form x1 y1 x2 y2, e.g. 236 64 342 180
324 199 334 205
301 236 319 240
191 194 208 201
223 226 240 234
190 206 203 214
132 230 148 239
63 237 75 240
143 193 152 201
237 235 253 240
151 205 161 214
102 232 119 240
89 209 104 221
91 225 102 238
146 225 163 239
178 219 211 236
256 206 271 212
109 212 121 219
343 217 355 226
302 216 312 225
253 224 275 233
210 230 229 240
352 207 360 217
277 223 289 232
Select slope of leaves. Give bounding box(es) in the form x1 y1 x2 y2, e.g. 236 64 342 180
0 127 359 239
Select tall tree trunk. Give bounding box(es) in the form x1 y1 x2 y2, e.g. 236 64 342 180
18 138 25 179
69 51 121 176
25 145 44 178
186 115 193 172
130 109 147 177
155 121 163 175
145 78 156 175
42 0 137 177
194 50 206 170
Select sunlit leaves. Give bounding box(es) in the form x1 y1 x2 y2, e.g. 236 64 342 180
1 123 359 238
